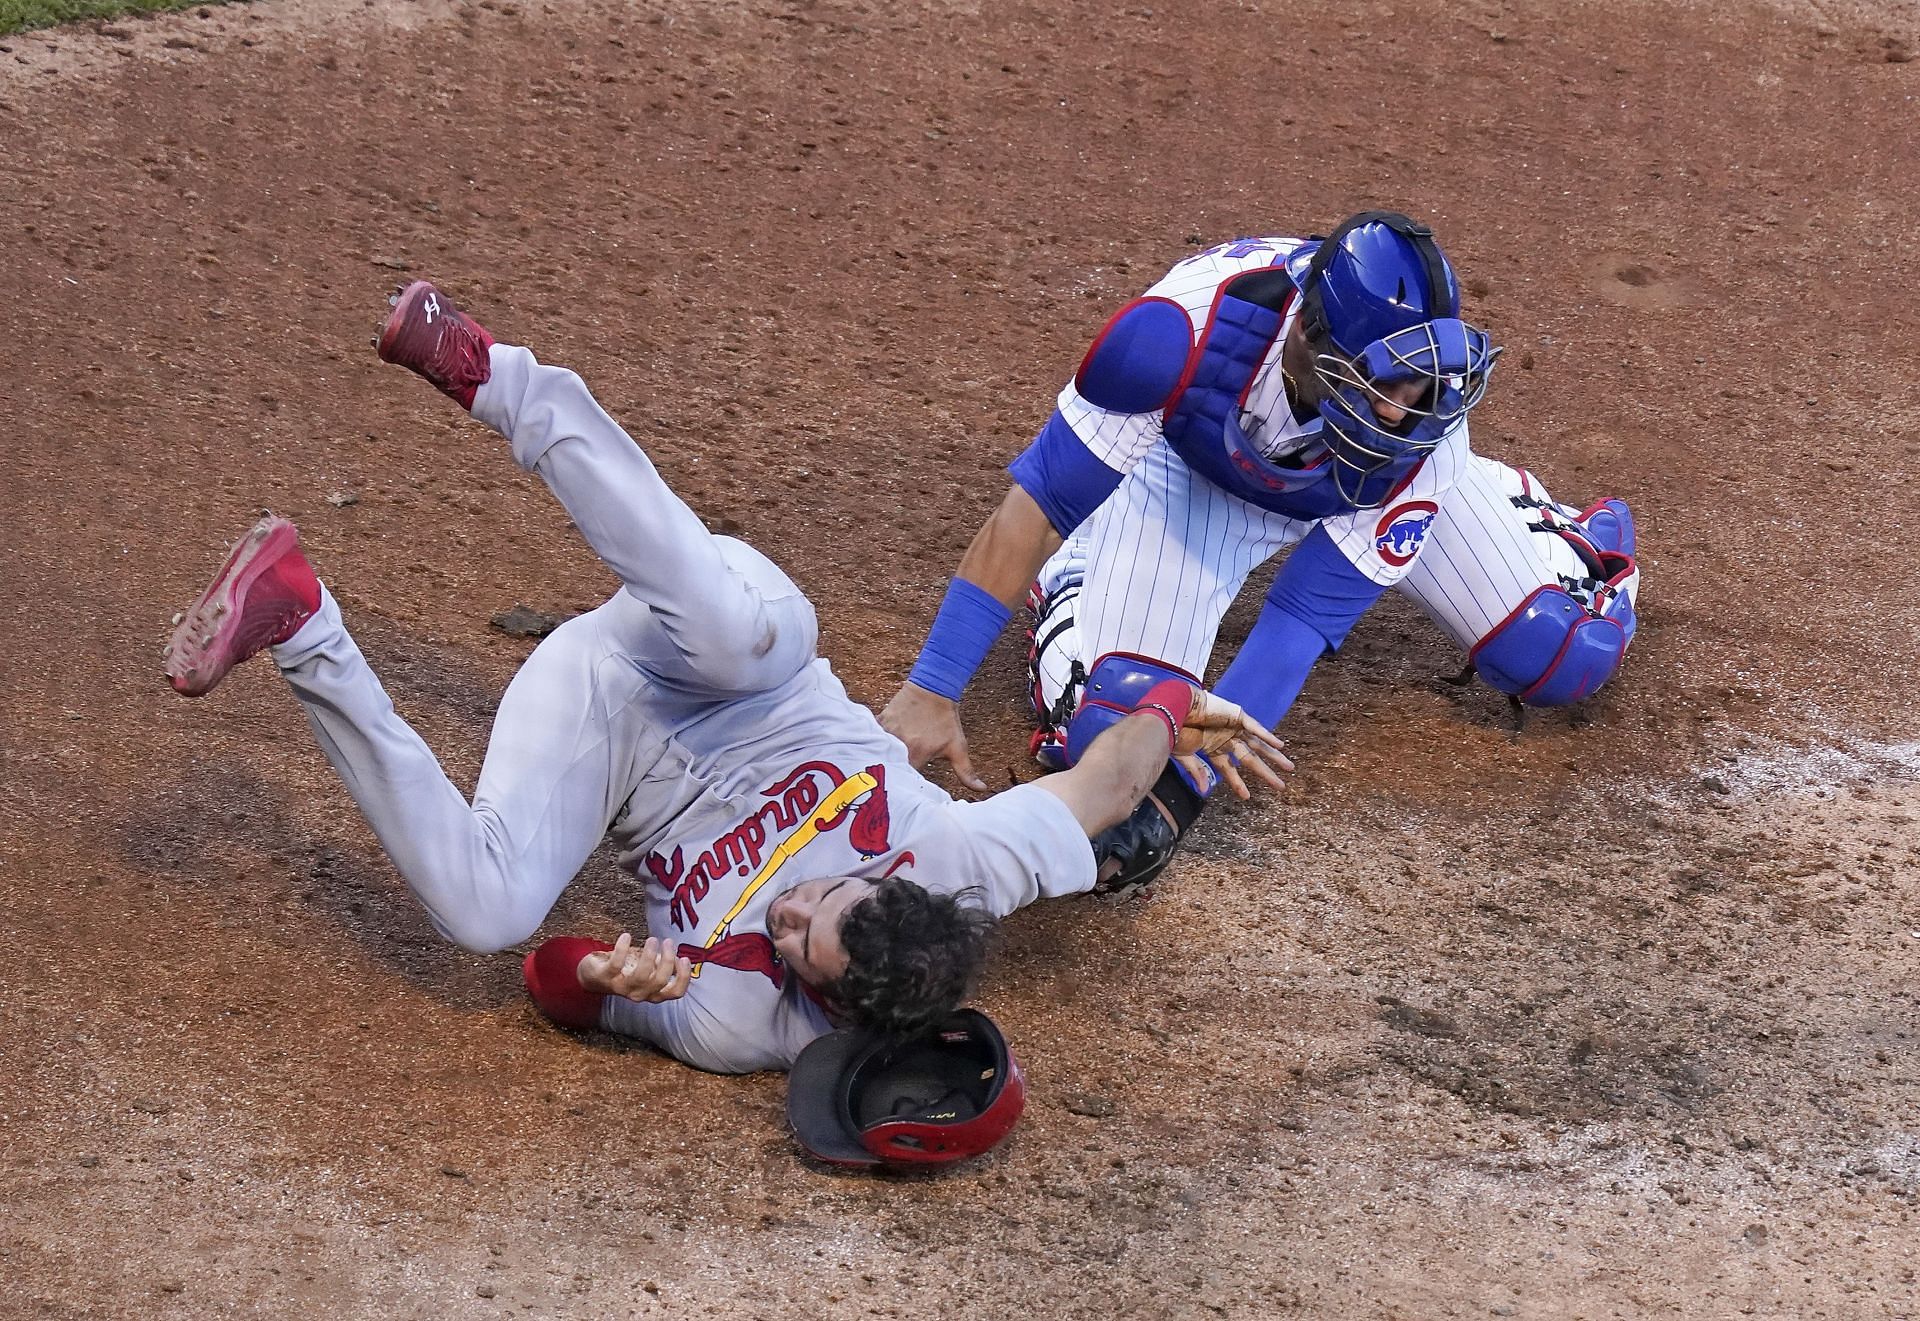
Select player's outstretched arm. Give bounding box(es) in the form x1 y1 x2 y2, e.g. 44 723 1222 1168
950 485 1065 607
881 485 1063 789
1036 681 1290 838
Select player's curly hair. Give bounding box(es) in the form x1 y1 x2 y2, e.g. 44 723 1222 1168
825 878 994 1040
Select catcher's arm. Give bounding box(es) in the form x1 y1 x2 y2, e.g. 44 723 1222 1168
1036 681 1290 837
952 485 1065 611
881 485 1062 790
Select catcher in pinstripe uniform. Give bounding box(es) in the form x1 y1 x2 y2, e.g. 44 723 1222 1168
881 212 1642 895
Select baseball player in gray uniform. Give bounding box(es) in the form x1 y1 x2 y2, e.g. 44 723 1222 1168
882 213 1641 892
163 281 1290 1075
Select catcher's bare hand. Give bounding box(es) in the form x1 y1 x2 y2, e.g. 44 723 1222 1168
576 932 692 1003
880 681 986 792
1172 688 1292 801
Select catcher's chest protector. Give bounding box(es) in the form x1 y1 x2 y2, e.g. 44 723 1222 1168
1161 269 1421 519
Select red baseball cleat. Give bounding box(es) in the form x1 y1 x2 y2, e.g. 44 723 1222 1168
375 280 495 409
164 515 321 697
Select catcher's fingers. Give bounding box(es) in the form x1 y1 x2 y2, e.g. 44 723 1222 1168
947 735 987 793
1235 737 1291 793
1208 742 1254 800
883 685 986 790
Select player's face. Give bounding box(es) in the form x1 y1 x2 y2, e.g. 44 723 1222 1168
1282 322 1425 428
767 877 878 986
1363 376 1424 428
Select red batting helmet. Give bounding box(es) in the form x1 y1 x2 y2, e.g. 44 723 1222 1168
786 1008 1025 1169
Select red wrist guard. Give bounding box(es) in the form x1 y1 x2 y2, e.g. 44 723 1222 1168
1124 678 1194 752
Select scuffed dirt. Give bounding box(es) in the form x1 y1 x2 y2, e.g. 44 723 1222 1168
2 0 1917 1315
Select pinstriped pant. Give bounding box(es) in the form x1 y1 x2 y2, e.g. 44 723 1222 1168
1032 442 1639 706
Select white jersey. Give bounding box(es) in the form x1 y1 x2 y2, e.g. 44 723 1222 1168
599 660 1093 1073
1027 238 1637 709
272 340 1096 1082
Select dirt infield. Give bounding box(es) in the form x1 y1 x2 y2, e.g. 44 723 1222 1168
3 0 1918 1315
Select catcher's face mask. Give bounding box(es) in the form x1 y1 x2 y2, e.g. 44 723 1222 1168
1285 210 1502 506
1307 318 1501 505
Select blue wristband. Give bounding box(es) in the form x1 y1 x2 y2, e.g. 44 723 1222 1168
907 579 1013 701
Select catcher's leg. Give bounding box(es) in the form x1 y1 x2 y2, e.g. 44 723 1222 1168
1034 442 1308 750
1025 571 1087 771
274 587 679 953
1396 454 1641 705
1040 443 1305 892
1067 441 1308 677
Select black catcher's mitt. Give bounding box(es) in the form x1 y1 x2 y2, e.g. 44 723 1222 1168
1090 763 1206 898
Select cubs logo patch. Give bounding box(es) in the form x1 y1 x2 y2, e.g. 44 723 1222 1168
1374 500 1440 568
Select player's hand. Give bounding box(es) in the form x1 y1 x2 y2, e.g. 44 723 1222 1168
1172 688 1293 801
576 932 693 1004
880 681 986 792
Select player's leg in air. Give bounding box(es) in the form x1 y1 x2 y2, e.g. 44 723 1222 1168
1395 453 1641 708
163 282 820 952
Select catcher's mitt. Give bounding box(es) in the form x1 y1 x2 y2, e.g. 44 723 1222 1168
1091 763 1206 898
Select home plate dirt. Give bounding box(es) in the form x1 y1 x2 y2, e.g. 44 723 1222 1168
1 0 1915 1314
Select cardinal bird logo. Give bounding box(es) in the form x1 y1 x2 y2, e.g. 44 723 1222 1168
847 764 892 858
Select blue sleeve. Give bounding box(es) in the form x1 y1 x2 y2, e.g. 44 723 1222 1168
1267 525 1388 650
1214 526 1387 728
1007 411 1127 536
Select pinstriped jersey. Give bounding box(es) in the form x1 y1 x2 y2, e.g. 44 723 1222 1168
1056 236 1472 586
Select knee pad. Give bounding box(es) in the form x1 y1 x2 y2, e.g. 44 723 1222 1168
1090 764 1206 897
1577 497 1636 558
1063 652 1198 766
1471 585 1634 707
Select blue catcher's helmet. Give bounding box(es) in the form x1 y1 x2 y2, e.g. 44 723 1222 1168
1284 211 1501 505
